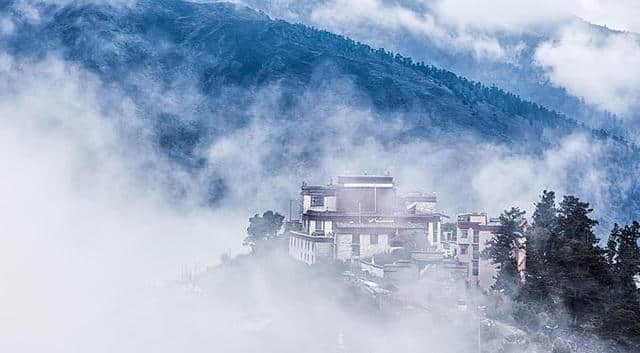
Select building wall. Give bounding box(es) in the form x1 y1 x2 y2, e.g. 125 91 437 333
334 232 390 260
325 196 337 211
302 195 310 213
454 223 500 290
336 187 394 213
425 220 443 250
336 233 353 261
324 220 333 234
289 235 317 265
288 233 333 265
478 230 498 289
428 222 434 247
359 233 390 258
317 242 333 260
302 194 334 213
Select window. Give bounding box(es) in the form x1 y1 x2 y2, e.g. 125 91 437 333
370 234 379 245
460 244 469 255
473 230 480 243
311 195 324 207
472 245 479 259
433 231 438 243
472 261 479 276
352 234 360 244
315 220 324 231
460 229 468 238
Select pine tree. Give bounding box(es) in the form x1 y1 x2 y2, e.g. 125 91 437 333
521 191 556 306
484 207 526 297
604 222 640 341
552 196 611 325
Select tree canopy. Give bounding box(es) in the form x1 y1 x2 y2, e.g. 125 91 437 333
244 210 284 252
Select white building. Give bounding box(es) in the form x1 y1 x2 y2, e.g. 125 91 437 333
287 175 448 265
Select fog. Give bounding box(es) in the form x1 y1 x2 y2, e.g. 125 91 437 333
226 0 640 119
0 32 628 353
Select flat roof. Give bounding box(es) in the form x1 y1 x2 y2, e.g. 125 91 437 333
305 210 448 217
336 175 394 185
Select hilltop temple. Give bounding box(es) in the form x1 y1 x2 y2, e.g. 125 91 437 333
286 175 517 290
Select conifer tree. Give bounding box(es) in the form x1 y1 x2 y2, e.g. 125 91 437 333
552 196 610 325
604 222 640 341
484 207 526 297
521 191 556 305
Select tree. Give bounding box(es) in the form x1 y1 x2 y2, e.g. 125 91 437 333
603 222 640 341
521 191 556 306
484 207 526 297
552 196 611 325
608 221 640 296
244 210 284 253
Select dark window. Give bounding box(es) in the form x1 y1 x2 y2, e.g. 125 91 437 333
460 245 469 255
315 220 324 231
473 230 480 243
460 229 468 238
352 235 360 256
472 245 479 259
311 195 324 207
370 234 379 245
472 261 479 276
433 231 438 243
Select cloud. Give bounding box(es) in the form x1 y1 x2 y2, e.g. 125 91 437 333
572 0 640 33
231 0 640 118
432 0 571 32
0 54 248 351
309 0 511 60
534 22 640 114
0 4 634 350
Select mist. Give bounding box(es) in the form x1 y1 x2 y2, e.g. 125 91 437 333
0 2 636 351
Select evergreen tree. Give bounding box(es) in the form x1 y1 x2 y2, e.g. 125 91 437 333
484 207 526 297
521 191 557 306
604 222 640 341
552 196 611 325
609 221 640 295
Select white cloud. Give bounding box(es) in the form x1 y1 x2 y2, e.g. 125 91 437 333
573 0 640 33
535 22 640 114
432 0 571 32
0 55 247 351
309 0 510 59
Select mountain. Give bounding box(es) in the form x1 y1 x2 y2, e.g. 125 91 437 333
238 0 638 139
3 0 578 142
1 0 638 226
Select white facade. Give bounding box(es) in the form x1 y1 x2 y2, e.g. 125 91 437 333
334 233 390 261
290 176 447 266
288 231 333 265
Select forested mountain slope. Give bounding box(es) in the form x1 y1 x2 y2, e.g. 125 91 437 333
3 0 581 144
1 0 638 225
